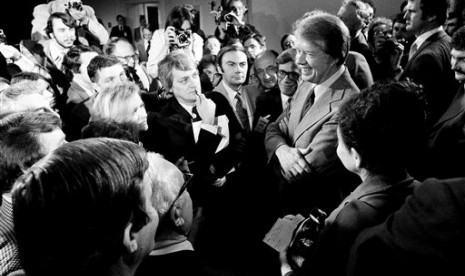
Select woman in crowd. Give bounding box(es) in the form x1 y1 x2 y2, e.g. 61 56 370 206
90 81 148 132
146 6 203 78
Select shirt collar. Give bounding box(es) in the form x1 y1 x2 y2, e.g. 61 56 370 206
149 240 194 256
222 80 242 103
178 101 195 117
49 39 68 62
280 94 290 109
313 65 344 101
413 26 443 50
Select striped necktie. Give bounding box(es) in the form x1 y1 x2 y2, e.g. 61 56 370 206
235 92 250 131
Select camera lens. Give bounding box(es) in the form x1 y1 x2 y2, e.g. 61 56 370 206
224 14 234 22
177 33 189 45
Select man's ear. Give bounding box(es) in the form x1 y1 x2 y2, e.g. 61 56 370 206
171 203 185 228
123 222 139 253
426 15 437 23
350 147 363 169
217 64 223 74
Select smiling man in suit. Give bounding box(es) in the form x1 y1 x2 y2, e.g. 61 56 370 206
398 0 457 125
265 10 360 215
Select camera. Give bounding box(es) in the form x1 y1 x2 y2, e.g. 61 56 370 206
223 6 238 23
69 1 83 11
0 29 7 44
174 30 191 47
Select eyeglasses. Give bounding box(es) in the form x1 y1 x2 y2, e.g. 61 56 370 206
165 173 193 214
116 54 138 63
374 29 393 37
257 66 277 76
277 70 300 82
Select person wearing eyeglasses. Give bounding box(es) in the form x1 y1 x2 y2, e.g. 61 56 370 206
366 17 404 81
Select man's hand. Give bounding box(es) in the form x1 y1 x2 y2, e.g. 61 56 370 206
196 93 216 125
68 8 87 24
254 114 270 133
164 26 177 46
0 44 21 61
275 145 311 183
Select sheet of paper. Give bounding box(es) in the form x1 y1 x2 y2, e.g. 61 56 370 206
192 115 229 154
263 214 305 252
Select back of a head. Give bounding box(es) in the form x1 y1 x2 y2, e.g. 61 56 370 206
0 82 46 115
276 48 297 65
91 81 141 123
0 111 62 194
81 118 140 144
294 10 350 66
63 44 98 80
12 138 149 276
420 0 448 26
337 81 427 175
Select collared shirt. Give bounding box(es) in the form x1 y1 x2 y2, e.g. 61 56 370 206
144 39 150 51
149 240 194 256
313 65 345 102
73 76 95 99
222 80 252 129
280 94 290 110
49 40 68 70
178 101 219 139
412 26 444 52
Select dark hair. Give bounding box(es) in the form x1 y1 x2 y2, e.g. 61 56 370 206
164 6 193 30
198 54 217 71
87 55 121 83
280 33 292 51
452 26 465 50
0 111 62 193
392 12 406 25
62 44 97 80
367 17 393 45
13 138 149 276
419 0 448 26
216 44 248 71
337 81 427 175
116 14 124 21
81 119 140 144
276 48 297 65
242 33 266 47
45 12 77 38
294 10 351 66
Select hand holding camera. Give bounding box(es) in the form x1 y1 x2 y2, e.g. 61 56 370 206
165 26 192 48
67 0 88 25
379 38 404 72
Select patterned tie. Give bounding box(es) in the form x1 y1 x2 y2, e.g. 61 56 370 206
300 87 315 121
192 106 201 122
408 42 418 60
235 92 250 131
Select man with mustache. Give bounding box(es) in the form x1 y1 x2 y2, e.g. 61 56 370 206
265 10 360 215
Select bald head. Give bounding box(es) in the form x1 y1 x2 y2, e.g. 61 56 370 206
254 50 279 90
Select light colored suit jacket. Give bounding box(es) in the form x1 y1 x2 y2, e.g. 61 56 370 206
265 68 359 175
212 80 261 130
135 39 149 63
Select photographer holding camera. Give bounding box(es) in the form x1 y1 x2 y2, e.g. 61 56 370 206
367 17 404 81
146 6 203 78
212 0 260 46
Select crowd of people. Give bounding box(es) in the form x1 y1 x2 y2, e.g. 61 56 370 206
1 0 465 275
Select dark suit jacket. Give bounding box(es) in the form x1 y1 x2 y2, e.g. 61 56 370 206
397 29 458 124
345 51 374 90
110 25 133 43
424 85 465 179
347 177 465 276
134 26 143 42
350 33 376 74
142 92 246 204
300 175 417 276
253 86 283 128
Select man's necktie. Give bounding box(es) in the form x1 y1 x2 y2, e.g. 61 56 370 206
146 40 151 54
192 106 202 122
300 87 315 121
235 92 250 131
408 42 418 60
55 54 64 71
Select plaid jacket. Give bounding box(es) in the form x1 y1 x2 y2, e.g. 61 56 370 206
0 196 22 276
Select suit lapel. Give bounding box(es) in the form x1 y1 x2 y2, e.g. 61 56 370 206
292 71 352 143
400 30 448 79
288 82 313 141
432 85 465 128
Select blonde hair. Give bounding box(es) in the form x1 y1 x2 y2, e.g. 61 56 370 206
91 81 141 123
